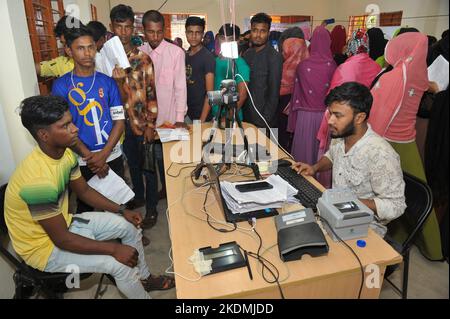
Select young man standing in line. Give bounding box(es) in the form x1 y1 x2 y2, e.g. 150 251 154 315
184 16 215 122
51 26 125 215
211 24 250 121
108 5 159 232
138 10 188 226
243 13 283 129
35 15 81 78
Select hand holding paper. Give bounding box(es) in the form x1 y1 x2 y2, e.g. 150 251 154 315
95 36 131 77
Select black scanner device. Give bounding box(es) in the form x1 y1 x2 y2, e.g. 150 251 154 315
275 208 329 261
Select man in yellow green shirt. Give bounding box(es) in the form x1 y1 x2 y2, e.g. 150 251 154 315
35 15 77 78
4 95 175 298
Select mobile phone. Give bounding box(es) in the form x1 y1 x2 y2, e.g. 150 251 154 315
235 181 273 192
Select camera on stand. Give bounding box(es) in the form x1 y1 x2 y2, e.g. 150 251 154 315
193 58 261 181
207 79 239 107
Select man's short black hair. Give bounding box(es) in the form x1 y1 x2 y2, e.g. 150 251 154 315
110 4 135 24
64 25 94 48
185 16 205 30
251 12 272 29
142 10 165 28
54 15 82 38
218 23 240 38
20 96 69 140
86 21 107 42
325 82 373 120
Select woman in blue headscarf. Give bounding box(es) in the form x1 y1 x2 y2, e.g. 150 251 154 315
203 31 215 55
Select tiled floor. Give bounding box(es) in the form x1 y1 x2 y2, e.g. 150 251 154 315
64 199 448 299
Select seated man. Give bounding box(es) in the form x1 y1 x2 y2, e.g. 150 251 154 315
4 96 175 299
294 82 406 236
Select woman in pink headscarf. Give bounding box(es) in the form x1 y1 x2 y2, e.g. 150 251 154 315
277 38 309 150
288 26 336 168
330 29 381 89
369 32 442 261
316 29 381 188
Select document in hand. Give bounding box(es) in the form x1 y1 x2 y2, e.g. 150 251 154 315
95 36 131 77
428 54 449 92
87 169 135 208
155 128 190 143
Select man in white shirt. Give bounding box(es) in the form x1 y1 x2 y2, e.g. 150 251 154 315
294 82 406 234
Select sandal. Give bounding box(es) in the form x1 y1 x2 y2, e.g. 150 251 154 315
141 275 175 291
142 214 157 229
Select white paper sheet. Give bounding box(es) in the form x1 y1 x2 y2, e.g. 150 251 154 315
87 169 135 206
220 175 298 214
156 128 190 143
428 55 449 92
95 36 131 77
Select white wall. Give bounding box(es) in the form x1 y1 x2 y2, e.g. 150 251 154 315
0 0 38 168
332 0 448 38
63 0 111 25
90 0 112 27
107 0 448 37
109 0 334 34
0 103 15 186
0 0 40 299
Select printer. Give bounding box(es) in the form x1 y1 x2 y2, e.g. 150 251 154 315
317 188 374 242
275 208 329 262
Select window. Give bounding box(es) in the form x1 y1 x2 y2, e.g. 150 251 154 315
347 15 368 38
24 0 64 95
134 13 206 50
348 11 403 38
90 4 98 21
379 11 403 27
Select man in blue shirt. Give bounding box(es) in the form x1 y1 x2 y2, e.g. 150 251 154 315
52 25 125 214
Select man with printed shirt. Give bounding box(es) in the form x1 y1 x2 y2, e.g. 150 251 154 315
52 25 125 214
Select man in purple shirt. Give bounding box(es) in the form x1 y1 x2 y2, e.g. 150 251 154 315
138 10 188 226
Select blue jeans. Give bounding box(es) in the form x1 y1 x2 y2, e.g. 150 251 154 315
123 123 165 214
44 212 151 299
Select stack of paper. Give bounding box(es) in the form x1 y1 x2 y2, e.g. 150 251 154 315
95 36 131 77
87 169 135 208
220 175 298 214
156 128 190 143
428 55 449 92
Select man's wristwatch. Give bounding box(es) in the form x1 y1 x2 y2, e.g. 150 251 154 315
117 204 127 216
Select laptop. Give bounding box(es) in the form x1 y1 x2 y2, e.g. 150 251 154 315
205 164 278 223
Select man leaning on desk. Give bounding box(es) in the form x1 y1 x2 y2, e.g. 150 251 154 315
293 82 406 237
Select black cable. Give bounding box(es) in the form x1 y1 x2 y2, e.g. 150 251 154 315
157 0 169 11
238 228 285 299
166 161 197 178
316 215 364 299
203 186 237 233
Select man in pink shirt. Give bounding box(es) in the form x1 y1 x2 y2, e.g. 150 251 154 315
139 10 187 128
137 10 187 227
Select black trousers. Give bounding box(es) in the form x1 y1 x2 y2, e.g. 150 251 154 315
76 156 125 214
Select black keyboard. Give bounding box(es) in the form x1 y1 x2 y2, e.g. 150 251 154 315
275 166 323 211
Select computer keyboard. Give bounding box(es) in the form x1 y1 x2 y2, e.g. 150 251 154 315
275 166 323 211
